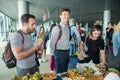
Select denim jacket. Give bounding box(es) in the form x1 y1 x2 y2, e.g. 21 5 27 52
113 32 120 56
70 25 81 44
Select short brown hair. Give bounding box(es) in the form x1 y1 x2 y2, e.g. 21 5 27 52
60 8 70 15
21 14 35 24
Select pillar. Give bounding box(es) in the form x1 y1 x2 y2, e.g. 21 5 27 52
18 0 29 29
103 0 111 39
103 10 110 38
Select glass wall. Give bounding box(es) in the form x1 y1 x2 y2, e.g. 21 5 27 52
0 12 16 42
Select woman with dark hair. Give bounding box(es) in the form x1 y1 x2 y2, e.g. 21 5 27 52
36 26 47 62
49 24 56 72
80 25 106 67
43 23 56 72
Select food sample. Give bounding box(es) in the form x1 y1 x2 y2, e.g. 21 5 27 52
42 72 57 80
83 66 95 75
68 69 86 80
22 72 42 80
95 64 106 73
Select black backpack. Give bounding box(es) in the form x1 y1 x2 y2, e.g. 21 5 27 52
1 30 24 69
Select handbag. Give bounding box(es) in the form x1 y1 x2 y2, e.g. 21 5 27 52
78 35 88 60
35 52 40 66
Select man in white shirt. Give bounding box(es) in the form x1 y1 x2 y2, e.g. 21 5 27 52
50 8 70 73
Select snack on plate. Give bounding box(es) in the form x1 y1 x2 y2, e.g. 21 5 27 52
83 66 95 75
74 74 86 80
22 72 42 80
71 69 79 74
86 75 103 80
68 69 86 80
42 72 57 80
68 69 103 80
95 64 106 73
77 61 105 75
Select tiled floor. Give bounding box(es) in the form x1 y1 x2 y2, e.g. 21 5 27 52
0 42 50 80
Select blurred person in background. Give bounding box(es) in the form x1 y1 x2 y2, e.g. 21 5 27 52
44 23 56 72
69 18 81 69
106 22 114 53
9 29 14 36
77 24 86 40
104 22 120 80
69 18 81 56
36 27 47 62
49 24 56 72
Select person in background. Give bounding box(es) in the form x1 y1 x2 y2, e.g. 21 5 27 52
104 22 120 80
80 25 106 67
36 27 47 62
44 23 56 72
106 22 114 52
69 18 81 69
95 20 102 26
50 8 70 73
94 20 102 30
69 18 81 56
9 29 15 40
48 24 56 72
9 29 14 36
77 24 86 41
31 30 37 43
10 14 44 76
113 21 120 57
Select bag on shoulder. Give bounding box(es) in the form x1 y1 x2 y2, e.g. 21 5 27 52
2 42 16 68
78 35 88 61
1 30 24 69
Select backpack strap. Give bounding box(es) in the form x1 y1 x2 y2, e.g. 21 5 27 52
17 30 24 44
57 25 62 41
69 27 72 40
69 25 77 41
55 25 62 48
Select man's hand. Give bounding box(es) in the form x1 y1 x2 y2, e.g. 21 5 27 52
34 39 44 51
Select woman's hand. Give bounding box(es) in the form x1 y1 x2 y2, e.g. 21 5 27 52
82 52 88 58
100 61 106 68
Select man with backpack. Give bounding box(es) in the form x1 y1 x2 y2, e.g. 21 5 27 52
50 8 70 73
10 14 44 76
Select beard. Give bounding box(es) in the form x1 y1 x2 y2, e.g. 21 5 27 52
26 26 35 33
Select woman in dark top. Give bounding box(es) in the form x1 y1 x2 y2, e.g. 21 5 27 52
80 25 106 67
106 22 114 52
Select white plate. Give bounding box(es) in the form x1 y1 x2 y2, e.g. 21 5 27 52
62 77 72 80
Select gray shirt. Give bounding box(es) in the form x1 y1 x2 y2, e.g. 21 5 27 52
50 22 70 51
10 30 36 69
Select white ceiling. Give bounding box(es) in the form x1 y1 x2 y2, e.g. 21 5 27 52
0 0 120 25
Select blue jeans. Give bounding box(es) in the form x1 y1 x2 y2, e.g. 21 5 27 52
69 55 78 69
54 49 69 73
70 43 75 56
16 65 39 76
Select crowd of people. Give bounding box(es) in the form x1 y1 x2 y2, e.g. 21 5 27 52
9 7 120 79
